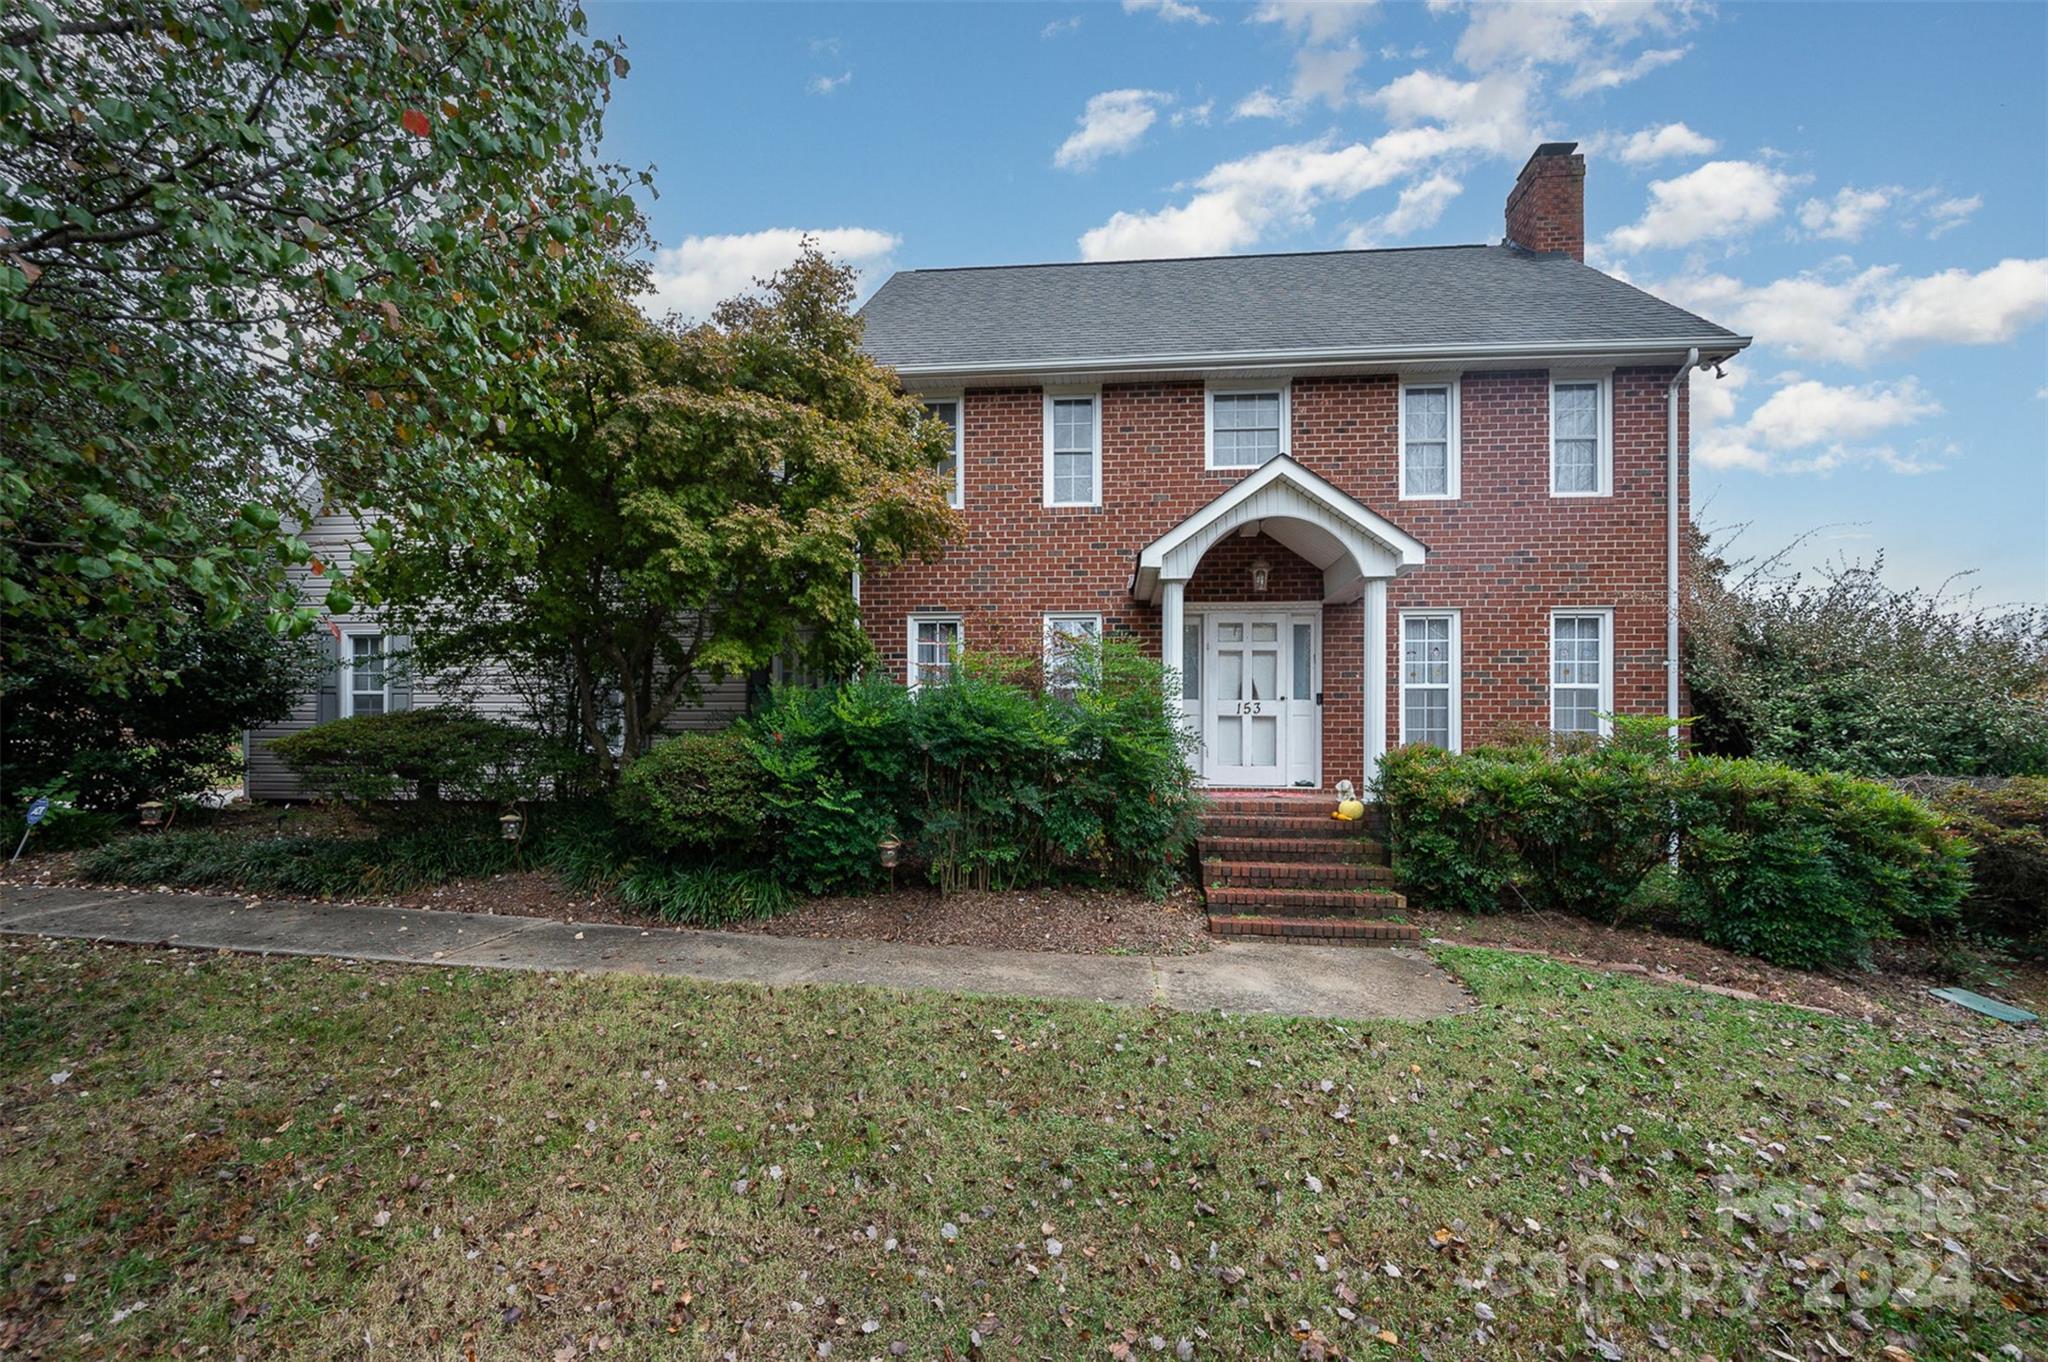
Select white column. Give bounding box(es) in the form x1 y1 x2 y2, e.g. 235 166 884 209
1363 577 1388 783
1160 578 1185 712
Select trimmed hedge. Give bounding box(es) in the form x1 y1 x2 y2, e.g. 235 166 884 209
613 729 767 856
1377 739 1970 968
631 640 1203 898
1904 776 2048 956
269 707 577 809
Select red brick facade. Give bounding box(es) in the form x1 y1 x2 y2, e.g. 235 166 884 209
860 368 1688 790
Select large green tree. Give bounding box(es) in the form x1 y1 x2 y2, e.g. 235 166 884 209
370 251 963 771
0 0 641 694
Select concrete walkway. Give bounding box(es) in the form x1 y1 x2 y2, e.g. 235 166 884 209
0 885 1468 1022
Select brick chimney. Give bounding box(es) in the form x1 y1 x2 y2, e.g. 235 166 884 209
1504 142 1585 260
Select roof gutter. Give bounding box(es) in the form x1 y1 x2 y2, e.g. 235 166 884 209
885 334 1751 382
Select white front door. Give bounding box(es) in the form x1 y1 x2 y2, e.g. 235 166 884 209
1198 610 1320 787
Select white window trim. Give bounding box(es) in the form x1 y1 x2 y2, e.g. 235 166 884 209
1043 613 1104 692
921 393 965 510
1203 380 1291 472
906 613 963 691
1397 377 1461 501
341 629 390 718
1397 609 1462 752
1042 388 1103 508
1549 606 1615 737
1548 370 1614 498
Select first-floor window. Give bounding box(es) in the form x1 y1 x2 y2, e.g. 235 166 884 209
909 615 962 689
346 633 389 716
1043 613 1102 695
1399 612 1459 750
1551 610 1612 735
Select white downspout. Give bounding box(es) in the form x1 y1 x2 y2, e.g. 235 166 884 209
1666 348 1699 751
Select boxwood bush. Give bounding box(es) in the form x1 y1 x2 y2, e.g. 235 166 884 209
269 707 576 810
1377 735 1970 968
613 729 768 856
636 639 1202 897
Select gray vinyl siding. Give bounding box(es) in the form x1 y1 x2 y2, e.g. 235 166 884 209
242 514 748 801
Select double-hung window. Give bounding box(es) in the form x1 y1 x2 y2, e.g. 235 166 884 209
344 633 390 716
1399 612 1460 750
922 397 964 509
1398 381 1459 499
1044 394 1100 506
1550 373 1612 496
908 615 962 690
1550 609 1613 735
1207 386 1287 470
1043 613 1102 696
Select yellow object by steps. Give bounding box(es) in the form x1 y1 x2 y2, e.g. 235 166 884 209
1332 779 1366 821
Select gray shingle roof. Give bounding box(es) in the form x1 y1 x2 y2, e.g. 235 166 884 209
857 244 1744 373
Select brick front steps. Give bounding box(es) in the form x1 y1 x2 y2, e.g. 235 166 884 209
1196 794 1411 946
1206 915 1422 944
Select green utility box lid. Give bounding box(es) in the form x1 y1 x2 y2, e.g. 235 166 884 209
1928 988 2038 1024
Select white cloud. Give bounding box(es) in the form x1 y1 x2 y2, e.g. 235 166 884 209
1796 185 1894 241
1081 69 1531 260
643 227 900 323
1055 89 1171 171
1591 121 1718 166
807 70 852 96
1695 374 1946 475
1923 193 1981 238
1232 87 1296 120
1040 15 1082 38
1171 99 1215 128
1253 0 1380 44
1562 44 1686 96
1606 160 1802 253
1348 170 1464 245
1292 43 1365 107
1082 70 1534 260
1656 257 2048 365
1123 0 1215 24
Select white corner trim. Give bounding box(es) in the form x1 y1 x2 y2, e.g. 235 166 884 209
1547 368 1615 498
1396 377 1461 501
1203 378 1292 472
1042 389 1103 508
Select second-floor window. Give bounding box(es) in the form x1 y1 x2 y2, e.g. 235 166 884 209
1399 381 1459 499
1550 374 1612 496
1207 387 1286 469
922 397 964 509
1044 394 1099 506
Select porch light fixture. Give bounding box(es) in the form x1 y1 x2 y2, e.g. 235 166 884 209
499 810 525 843
1250 557 1271 594
877 837 902 869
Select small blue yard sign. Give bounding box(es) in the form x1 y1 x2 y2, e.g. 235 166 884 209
11 796 52 863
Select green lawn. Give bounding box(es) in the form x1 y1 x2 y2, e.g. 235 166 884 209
1 940 2040 1360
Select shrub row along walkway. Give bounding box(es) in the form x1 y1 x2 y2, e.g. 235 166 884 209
0 886 1468 1022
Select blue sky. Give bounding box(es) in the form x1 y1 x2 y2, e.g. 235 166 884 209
591 0 2048 605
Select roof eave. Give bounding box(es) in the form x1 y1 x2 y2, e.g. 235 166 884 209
879 335 1752 386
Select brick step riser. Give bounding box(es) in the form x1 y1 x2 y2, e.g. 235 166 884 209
1204 800 1388 825
1204 886 1409 917
1206 915 1421 946
1201 861 1397 890
1198 816 1378 841
1197 837 1388 865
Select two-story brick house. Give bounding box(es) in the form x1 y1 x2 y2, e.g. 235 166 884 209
854 142 1749 792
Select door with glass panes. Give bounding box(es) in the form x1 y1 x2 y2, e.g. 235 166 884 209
1199 612 1319 787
